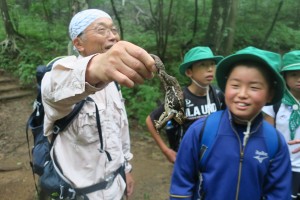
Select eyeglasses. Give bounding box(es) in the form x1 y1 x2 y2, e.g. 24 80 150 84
79 25 119 37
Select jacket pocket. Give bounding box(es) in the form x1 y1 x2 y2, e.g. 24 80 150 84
77 102 105 144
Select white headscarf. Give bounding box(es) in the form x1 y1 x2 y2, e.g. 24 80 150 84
69 9 111 41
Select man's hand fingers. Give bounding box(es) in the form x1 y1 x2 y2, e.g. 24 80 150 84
121 41 156 73
110 41 156 87
88 41 156 87
119 55 154 81
106 56 146 87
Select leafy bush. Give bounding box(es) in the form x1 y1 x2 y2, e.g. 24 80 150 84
122 79 163 127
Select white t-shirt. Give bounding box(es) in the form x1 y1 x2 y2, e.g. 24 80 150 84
263 104 300 172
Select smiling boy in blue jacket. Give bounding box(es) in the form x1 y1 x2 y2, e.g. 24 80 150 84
170 46 292 200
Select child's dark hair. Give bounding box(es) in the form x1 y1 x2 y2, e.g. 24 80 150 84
226 60 276 91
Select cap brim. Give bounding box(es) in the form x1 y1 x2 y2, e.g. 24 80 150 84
216 53 284 105
281 64 300 72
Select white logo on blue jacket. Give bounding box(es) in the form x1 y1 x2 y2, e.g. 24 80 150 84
253 150 268 163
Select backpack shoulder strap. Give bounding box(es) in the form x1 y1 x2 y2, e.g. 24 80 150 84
46 56 67 67
51 99 86 144
209 85 224 110
262 121 280 160
198 112 279 167
272 101 281 127
114 81 120 91
199 110 223 168
272 101 281 116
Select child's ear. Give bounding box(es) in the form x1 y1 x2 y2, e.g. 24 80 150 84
185 68 192 77
73 37 84 52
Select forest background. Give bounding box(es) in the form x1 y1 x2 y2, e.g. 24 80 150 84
0 0 300 129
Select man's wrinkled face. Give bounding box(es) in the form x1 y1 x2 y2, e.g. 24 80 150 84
74 18 120 56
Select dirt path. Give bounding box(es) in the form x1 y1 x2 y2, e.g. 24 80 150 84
0 93 172 200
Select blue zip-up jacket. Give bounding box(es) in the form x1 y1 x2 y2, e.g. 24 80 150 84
170 109 292 200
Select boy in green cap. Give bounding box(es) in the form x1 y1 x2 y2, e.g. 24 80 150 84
146 46 225 163
170 46 292 200
263 50 300 200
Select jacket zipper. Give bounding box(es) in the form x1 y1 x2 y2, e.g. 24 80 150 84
232 126 245 200
230 115 262 200
235 149 244 200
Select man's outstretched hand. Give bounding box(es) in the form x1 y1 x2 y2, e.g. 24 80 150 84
86 41 156 87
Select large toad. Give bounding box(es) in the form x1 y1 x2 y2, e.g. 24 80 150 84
150 54 185 131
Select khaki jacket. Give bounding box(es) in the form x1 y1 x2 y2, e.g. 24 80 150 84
41 55 132 199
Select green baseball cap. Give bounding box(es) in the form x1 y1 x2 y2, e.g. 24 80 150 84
216 46 285 105
179 46 223 75
281 50 300 72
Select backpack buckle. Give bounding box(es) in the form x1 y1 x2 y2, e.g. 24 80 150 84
58 185 76 200
104 173 115 189
53 125 61 134
33 100 42 117
68 188 76 199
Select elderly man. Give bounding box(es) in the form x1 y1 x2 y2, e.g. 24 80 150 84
41 9 155 200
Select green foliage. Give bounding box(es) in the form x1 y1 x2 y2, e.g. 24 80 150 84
0 3 69 84
126 29 157 52
267 24 300 52
122 79 163 127
0 53 15 71
3 35 68 85
234 16 300 54
17 50 43 86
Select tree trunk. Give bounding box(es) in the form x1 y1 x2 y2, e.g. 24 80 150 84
261 0 284 49
0 0 23 53
204 0 231 54
296 0 300 28
110 0 124 39
163 0 174 59
202 0 206 16
68 0 89 55
41 0 52 24
181 0 199 56
16 0 31 10
71 0 88 16
193 0 199 38
129 1 148 25
148 0 174 60
254 0 258 12
222 0 238 55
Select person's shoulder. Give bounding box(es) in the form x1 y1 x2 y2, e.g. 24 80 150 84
210 84 222 93
262 105 275 117
182 86 189 94
151 103 164 113
55 55 77 63
49 55 77 70
187 117 207 134
210 84 226 109
149 103 164 120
